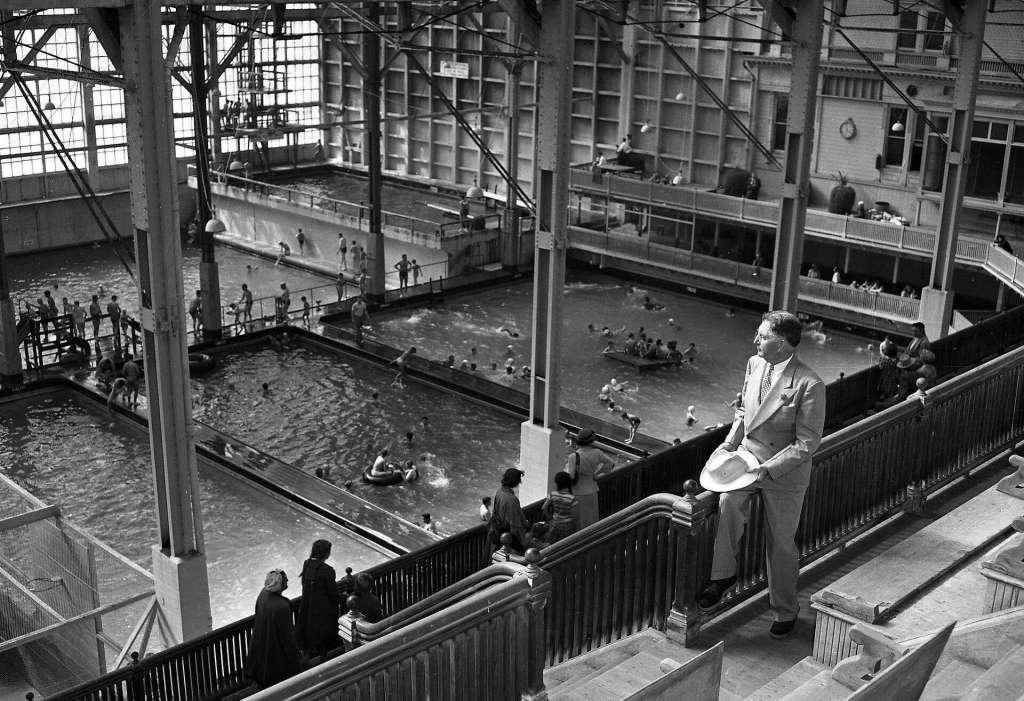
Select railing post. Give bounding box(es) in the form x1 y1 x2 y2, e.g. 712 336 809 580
666 480 711 647
516 549 551 701
338 594 366 650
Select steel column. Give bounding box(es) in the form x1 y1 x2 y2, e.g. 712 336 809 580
118 0 211 641
925 1 987 337
503 53 522 268
363 2 386 300
0 197 23 389
769 0 823 312
190 5 222 340
519 0 574 506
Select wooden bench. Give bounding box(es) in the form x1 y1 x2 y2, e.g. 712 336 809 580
810 484 1020 666
603 351 680 373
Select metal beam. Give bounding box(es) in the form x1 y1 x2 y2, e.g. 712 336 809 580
164 6 189 66
204 6 264 91
755 0 795 40
81 7 123 72
0 26 57 103
928 0 986 333
770 0 824 312
496 0 539 47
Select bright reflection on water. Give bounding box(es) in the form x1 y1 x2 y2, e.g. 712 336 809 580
368 272 878 441
7 243 335 318
190 342 527 535
0 393 388 627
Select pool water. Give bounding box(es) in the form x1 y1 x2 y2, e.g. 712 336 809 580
366 271 878 441
0 392 389 627
7 242 336 323
270 170 461 226
190 341 533 535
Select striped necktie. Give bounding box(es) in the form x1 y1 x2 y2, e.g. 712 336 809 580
759 364 775 403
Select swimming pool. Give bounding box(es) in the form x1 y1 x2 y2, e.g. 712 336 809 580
365 271 877 441
189 339 541 535
0 391 390 627
6 242 336 324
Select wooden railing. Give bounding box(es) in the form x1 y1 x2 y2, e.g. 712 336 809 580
248 562 549 700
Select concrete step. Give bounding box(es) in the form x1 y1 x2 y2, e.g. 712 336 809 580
743 657 828 701
919 658 988 701
555 651 667 701
545 631 655 693
960 644 1024 701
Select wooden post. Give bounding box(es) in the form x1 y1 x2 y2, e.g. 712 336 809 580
666 480 711 646
338 594 365 649
517 549 551 701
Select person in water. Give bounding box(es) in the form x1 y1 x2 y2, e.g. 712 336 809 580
500 327 520 338
371 448 396 477
390 346 416 387
403 460 419 482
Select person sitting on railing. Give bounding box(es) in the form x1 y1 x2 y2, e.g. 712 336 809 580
244 569 303 690
488 468 531 553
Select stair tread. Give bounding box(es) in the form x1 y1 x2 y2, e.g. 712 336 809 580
744 657 829 701
545 630 662 694
960 644 1024 701
555 651 666 700
919 658 989 701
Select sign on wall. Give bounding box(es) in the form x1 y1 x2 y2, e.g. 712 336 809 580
439 61 469 79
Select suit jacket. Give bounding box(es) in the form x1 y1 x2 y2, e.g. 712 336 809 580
723 354 826 490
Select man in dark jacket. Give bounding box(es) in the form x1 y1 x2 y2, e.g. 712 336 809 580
295 539 343 658
244 569 302 689
488 467 531 553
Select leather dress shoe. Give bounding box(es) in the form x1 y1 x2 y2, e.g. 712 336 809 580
698 575 737 610
769 618 797 639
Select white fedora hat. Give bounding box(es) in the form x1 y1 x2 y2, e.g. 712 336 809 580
699 446 761 492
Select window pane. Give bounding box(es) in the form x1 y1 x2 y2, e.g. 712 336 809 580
897 11 917 49
884 108 908 166
772 94 788 151
972 121 989 138
965 141 1006 199
991 123 1009 141
924 12 945 51
1014 124 1024 144
1005 145 1024 204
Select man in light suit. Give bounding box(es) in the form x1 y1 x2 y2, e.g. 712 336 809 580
698 310 826 638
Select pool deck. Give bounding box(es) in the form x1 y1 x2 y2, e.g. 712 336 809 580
25 373 437 556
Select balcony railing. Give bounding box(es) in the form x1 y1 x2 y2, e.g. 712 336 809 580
567 226 922 322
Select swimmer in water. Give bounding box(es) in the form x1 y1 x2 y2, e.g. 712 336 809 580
371 390 379 400
601 340 615 354
602 325 626 337
686 405 697 427
609 377 633 392
500 327 520 338
261 382 270 396
421 416 429 432
519 365 531 380
405 431 414 445
725 308 736 318
107 378 129 412
404 460 419 482
390 346 416 387
641 295 665 311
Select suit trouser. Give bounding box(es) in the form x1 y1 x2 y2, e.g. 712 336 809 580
709 483 805 621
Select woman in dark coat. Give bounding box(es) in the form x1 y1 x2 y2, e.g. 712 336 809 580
295 539 343 657
244 569 302 689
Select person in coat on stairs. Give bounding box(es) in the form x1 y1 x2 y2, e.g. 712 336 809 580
295 539 343 659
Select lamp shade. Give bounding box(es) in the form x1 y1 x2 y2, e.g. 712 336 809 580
228 159 244 172
43 97 56 111
640 120 654 134
890 120 904 133
205 217 227 234
466 178 484 199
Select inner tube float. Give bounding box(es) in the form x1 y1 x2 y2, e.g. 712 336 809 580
189 353 216 374
362 465 403 486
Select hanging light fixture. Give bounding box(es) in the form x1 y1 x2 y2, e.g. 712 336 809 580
671 169 684 186
205 216 227 234
43 96 56 111
228 157 245 173
675 91 685 101
466 177 484 199
640 119 654 134
890 119 905 133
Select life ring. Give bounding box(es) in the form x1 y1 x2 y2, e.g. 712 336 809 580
189 353 216 374
362 465 403 486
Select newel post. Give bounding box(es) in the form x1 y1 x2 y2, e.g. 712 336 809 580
666 480 712 647
517 548 551 701
338 594 365 649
